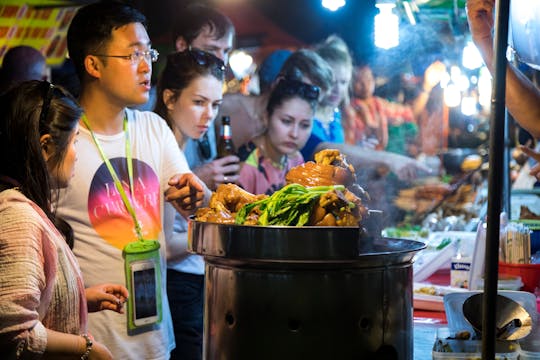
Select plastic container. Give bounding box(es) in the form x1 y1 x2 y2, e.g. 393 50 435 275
413 231 476 282
476 274 524 291
499 262 540 293
516 219 540 255
432 291 537 359
520 349 540 360
432 339 519 359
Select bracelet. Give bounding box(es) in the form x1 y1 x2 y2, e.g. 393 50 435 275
80 334 93 360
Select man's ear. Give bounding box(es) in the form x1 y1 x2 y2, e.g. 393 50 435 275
162 89 176 111
84 55 102 79
39 134 54 162
175 37 189 52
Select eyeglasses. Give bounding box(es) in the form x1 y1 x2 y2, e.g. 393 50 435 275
40 82 55 125
274 78 320 101
94 48 159 65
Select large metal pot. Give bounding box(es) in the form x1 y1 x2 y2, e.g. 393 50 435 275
188 220 425 360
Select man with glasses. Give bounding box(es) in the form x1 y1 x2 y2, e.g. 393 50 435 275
56 2 208 359
165 4 237 360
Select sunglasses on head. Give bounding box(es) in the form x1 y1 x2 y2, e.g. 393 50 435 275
273 78 320 101
39 81 55 126
169 48 226 73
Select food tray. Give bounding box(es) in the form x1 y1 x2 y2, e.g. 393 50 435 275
413 283 469 312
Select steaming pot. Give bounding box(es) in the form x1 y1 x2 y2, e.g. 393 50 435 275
188 220 425 359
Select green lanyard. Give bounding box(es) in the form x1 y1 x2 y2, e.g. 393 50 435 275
81 112 143 241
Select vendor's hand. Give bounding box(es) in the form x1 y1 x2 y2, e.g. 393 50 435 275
166 173 209 216
193 155 240 190
466 0 495 46
385 154 432 182
519 145 540 180
85 284 128 313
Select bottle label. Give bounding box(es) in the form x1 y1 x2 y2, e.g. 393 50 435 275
222 126 231 140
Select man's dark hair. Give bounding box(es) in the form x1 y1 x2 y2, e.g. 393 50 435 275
67 0 147 81
0 46 46 93
171 3 234 46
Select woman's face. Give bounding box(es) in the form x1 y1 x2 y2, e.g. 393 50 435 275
266 97 313 156
165 74 223 143
321 61 352 108
352 66 375 99
49 125 79 188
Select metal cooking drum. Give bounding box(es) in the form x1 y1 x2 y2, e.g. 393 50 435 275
188 220 425 360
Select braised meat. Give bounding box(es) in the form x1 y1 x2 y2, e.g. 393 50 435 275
195 149 369 227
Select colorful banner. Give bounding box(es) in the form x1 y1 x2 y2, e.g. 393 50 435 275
0 2 79 67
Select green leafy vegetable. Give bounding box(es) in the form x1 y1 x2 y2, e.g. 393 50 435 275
235 183 350 226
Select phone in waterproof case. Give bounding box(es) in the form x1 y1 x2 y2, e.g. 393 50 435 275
129 260 159 327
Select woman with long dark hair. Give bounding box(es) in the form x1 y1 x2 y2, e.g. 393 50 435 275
0 80 128 359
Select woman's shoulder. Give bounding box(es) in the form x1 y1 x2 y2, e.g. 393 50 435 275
0 190 45 236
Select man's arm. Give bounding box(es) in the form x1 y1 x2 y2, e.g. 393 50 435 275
467 0 540 139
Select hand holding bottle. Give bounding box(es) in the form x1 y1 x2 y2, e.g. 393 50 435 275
193 155 240 190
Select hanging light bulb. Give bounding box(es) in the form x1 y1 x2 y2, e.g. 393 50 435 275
322 0 345 11
375 3 399 49
229 50 253 80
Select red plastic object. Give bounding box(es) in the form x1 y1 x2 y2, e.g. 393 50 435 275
499 262 540 293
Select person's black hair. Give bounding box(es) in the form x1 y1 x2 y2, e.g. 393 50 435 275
0 80 82 247
67 0 147 82
154 49 225 130
266 78 319 116
171 3 235 47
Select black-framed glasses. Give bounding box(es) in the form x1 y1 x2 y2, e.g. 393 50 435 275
40 82 55 125
93 48 159 65
273 78 320 101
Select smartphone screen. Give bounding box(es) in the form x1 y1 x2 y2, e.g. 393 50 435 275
132 264 158 325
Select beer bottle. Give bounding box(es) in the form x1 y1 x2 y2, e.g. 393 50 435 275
217 116 236 158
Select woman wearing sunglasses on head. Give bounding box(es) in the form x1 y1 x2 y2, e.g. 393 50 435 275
154 49 226 360
0 81 128 359
237 78 319 195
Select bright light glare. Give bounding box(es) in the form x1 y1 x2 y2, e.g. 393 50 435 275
444 83 461 107
229 51 253 79
456 74 470 91
462 41 484 70
461 96 478 116
375 4 399 49
478 66 492 109
322 0 345 11
439 71 451 88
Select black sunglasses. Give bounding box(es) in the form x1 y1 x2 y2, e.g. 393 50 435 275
39 82 55 126
169 48 226 73
273 78 320 101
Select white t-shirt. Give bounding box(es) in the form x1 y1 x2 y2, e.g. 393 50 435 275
56 109 190 359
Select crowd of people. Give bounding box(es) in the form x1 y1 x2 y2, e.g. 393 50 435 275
1 0 539 359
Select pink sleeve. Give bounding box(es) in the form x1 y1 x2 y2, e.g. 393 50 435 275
0 201 51 356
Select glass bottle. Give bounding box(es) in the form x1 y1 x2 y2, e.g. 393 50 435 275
217 116 236 158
